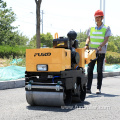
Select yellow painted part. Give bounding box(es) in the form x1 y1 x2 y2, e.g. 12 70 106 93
54 33 58 39
57 43 64 46
85 49 96 64
75 48 85 68
26 48 71 72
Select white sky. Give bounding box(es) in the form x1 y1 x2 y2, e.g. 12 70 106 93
4 0 120 39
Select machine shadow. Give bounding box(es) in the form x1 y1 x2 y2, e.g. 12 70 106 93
26 101 90 112
86 93 119 98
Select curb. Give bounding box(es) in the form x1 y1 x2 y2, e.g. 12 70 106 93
0 72 120 90
0 78 25 90
93 71 120 79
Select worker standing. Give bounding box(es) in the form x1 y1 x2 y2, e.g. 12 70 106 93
84 10 111 94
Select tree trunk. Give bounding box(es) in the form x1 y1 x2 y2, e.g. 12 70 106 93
35 0 42 48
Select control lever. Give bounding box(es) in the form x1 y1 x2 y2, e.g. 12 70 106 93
90 49 99 61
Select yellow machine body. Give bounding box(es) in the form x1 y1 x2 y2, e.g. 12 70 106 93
75 48 85 68
25 31 96 107
26 48 71 72
26 48 96 72
85 49 96 64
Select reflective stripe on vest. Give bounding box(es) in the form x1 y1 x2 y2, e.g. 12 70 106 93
90 42 101 45
92 32 103 35
90 36 104 39
90 25 107 48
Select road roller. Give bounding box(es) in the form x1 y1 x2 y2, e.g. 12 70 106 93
25 30 96 106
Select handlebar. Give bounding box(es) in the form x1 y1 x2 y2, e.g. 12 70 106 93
86 48 99 61
90 48 99 61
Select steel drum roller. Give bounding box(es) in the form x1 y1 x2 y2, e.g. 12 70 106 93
26 91 69 106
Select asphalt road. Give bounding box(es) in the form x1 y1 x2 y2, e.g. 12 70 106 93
0 76 120 120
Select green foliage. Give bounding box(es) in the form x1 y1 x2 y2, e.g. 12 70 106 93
106 51 120 64
0 45 33 58
108 36 120 53
79 42 85 48
1 31 29 46
29 33 53 48
14 57 26 67
0 0 16 44
77 31 87 42
75 31 87 48
107 42 118 52
0 0 29 46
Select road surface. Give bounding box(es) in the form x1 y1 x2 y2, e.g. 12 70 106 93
0 76 120 120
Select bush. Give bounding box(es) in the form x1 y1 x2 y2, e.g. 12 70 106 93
107 42 118 52
79 42 85 48
0 45 33 58
106 51 120 64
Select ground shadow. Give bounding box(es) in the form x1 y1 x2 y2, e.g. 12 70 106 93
26 100 90 112
86 92 119 98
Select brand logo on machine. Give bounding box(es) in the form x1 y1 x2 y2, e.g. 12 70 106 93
34 52 51 57
57 42 64 46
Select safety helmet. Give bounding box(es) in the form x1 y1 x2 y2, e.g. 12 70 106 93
94 10 104 17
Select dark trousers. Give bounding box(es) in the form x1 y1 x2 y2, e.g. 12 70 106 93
87 53 105 90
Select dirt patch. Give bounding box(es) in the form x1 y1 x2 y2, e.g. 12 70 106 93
0 58 9 67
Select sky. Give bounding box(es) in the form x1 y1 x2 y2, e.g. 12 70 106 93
4 0 120 39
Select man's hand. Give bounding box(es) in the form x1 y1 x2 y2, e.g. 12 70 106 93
84 37 90 51
97 36 109 51
84 46 88 50
97 46 102 51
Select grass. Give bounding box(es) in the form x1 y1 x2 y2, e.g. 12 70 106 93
0 57 26 67
16 57 26 67
0 58 12 67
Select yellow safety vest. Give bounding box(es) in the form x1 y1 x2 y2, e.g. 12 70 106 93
90 25 107 48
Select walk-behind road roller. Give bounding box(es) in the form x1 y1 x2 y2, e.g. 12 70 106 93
25 31 96 106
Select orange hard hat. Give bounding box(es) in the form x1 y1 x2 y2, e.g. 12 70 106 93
94 10 104 17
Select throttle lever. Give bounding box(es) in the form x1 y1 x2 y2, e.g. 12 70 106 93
90 49 99 61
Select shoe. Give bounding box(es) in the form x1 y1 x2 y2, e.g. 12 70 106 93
86 89 91 94
96 89 101 94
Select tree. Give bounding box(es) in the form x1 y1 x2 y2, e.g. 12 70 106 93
29 33 53 48
107 42 118 52
0 0 29 46
76 31 87 48
0 0 16 45
108 36 120 53
76 31 87 43
35 0 42 48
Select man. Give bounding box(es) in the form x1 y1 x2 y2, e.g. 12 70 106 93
84 10 111 94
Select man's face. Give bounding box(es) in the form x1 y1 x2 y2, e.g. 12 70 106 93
95 16 103 23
